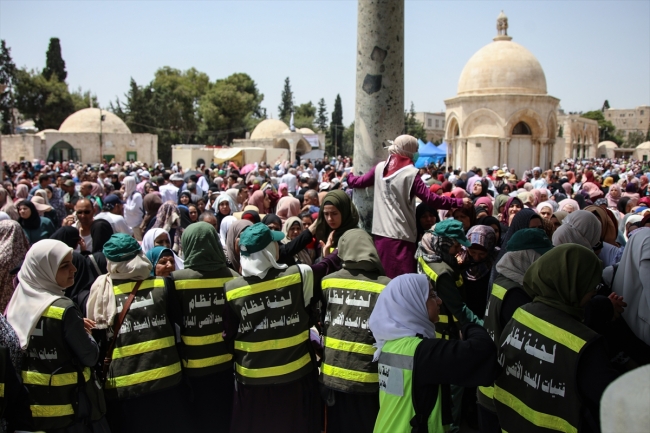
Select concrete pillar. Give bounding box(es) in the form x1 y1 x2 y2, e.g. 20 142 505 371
353 0 405 231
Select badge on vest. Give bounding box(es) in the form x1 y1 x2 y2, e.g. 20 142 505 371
379 363 403 397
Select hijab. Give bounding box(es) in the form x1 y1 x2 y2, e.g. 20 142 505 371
0 187 18 220
584 205 618 245
240 239 287 279
14 184 29 202
90 219 114 253
142 227 184 270
500 197 523 224
460 225 496 281
606 184 622 208
552 211 568 225
416 203 439 239
6 240 73 348
248 191 266 212
153 202 181 232
182 222 227 272
262 213 282 228
141 193 162 231
241 210 261 224
368 274 436 360
552 210 601 249
50 226 80 249
497 250 542 285
146 246 174 277
474 196 494 216
17 200 41 230
179 191 193 205
523 244 602 320
178 206 192 229
558 198 580 213
536 201 554 214
276 196 301 223
0 220 29 313
451 187 466 199
124 176 137 199
314 190 359 248
226 220 253 273
417 231 458 270
493 194 510 217
338 228 384 274
219 215 237 246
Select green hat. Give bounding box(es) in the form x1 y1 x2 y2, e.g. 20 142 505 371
239 222 285 256
507 228 553 255
103 233 142 262
434 219 471 247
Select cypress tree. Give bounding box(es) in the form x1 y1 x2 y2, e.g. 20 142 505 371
43 37 67 82
278 77 293 123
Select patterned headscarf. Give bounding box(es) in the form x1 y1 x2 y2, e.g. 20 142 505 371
0 220 30 312
460 225 497 281
417 230 458 270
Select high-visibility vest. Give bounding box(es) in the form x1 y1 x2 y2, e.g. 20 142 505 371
105 278 182 400
374 337 445 433
224 266 312 386
494 303 598 433
172 268 238 376
320 269 390 393
417 257 463 340
478 275 525 412
22 298 105 431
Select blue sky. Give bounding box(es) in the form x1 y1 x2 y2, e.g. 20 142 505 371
1 0 649 129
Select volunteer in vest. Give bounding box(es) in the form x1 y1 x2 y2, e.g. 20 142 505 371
6 239 109 432
477 228 553 433
369 274 498 433
345 135 472 278
86 233 187 433
169 222 240 432
320 229 391 433
494 244 620 433
223 222 320 433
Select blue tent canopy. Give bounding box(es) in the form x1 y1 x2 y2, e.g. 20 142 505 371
415 141 446 167
437 142 448 153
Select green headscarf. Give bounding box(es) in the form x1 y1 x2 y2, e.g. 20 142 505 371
181 221 227 272
523 243 602 320
314 190 359 248
493 194 510 217
145 246 173 277
338 229 385 275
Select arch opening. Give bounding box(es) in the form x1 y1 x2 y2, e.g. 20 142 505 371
512 121 531 135
47 141 79 163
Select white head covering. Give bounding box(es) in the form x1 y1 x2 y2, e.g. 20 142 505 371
219 215 237 245
0 211 9 221
624 215 643 241
240 242 287 279
387 135 418 158
141 228 184 270
6 239 73 348
535 201 554 214
552 210 601 249
368 274 436 361
496 250 542 285
214 194 237 215
123 176 137 199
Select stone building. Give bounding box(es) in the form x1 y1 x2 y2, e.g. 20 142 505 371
1 108 158 164
444 12 560 174
556 111 599 160
414 112 445 142
604 106 650 139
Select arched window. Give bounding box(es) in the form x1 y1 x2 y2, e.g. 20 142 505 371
453 125 460 137
512 122 531 135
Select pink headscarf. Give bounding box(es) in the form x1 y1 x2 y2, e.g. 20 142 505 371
562 182 572 196
14 184 29 203
278 183 289 198
474 196 493 216
582 182 603 200
248 190 266 212
276 196 301 223
606 184 622 208
451 187 466 199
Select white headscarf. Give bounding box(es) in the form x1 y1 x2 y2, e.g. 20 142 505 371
387 134 418 158
142 228 184 270
219 215 237 246
240 242 287 279
368 274 436 361
552 210 601 249
6 239 72 348
124 176 137 199
213 194 238 215
624 215 643 241
496 250 542 285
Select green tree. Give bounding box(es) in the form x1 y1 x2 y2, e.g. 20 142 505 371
293 101 316 129
278 77 293 123
0 39 17 134
626 130 646 148
316 98 328 132
42 37 67 82
602 100 610 111
404 102 426 140
341 121 354 157
581 110 622 145
329 94 344 156
70 87 99 111
14 68 76 130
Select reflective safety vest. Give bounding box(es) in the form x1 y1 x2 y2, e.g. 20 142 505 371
374 337 445 433
22 298 105 431
320 270 390 393
494 303 598 433
105 278 182 400
478 276 525 412
225 266 312 386
418 257 463 340
172 268 238 376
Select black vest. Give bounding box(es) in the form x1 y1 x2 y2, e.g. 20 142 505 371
0 346 7 421
224 266 312 386
494 303 598 433
321 269 390 393
418 257 462 340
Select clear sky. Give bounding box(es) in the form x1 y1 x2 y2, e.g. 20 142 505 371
1 0 649 130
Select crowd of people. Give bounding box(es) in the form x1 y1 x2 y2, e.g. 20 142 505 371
0 135 648 433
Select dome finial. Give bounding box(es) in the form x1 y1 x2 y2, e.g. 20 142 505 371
495 10 512 41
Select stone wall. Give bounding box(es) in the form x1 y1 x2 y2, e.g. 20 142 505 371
1 134 44 162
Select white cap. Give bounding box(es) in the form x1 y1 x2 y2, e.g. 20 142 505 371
421 174 431 181
319 182 331 191
170 173 183 181
492 166 499 170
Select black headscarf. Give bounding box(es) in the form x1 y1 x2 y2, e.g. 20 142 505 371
617 197 630 215
416 203 439 239
179 191 193 205
179 206 193 229
91 219 114 254
497 183 512 195
574 193 587 210
242 210 261 224
470 178 489 200
50 226 81 249
17 200 41 230
66 252 95 315
262 213 282 228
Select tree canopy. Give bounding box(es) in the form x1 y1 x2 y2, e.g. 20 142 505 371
0 40 17 134
581 110 623 145
278 77 293 123
404 102 426 141
42 38 67 83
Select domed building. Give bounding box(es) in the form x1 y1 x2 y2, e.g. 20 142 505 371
444 12 561 174
1 107 158 164
635 141 650 162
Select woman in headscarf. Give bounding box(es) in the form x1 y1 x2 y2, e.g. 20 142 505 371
278 183 289 198
223 222 320 433
214 194 238 232
225 220 253 273
493 193 510 219
622 182 640 200
447 205 476 233
314 190 360 256
14 183 29 203
0 312 32 431
536 201 554 220
123 176 144 240
552 209 602 251
179 190 193 206
369 274 498 433
574 192 588 210
219 215 237 247
6 239 109 432
153 201 181 251
494 244 620 433
247 190 267 213
319 229 390 432
17 200 56 244
558 198 580 213
498 197 523 231
605 183 622 209
262 213 283 231
346 135 470 278
141 227 184 272
458 225 497 318
416 203 439 242
470 178 490 201
474 196 493 219
281 217 313 266
0 187 18 220
140 192 162 235
452 186 467 199
276 195 301 223
85 219 114 277
0 220 30 312
169 222 241 433
145 246 175 277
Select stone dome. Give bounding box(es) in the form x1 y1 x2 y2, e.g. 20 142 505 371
59 108 131 134
299 128 316 134
457 39 547 96
637 141 650 149
598 140 619 149
250 119 289 140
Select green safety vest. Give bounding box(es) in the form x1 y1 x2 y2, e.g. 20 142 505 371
225 266 312 386
22 298 105 431
494 303 598 433
105 278 182 400
320 269 390 393
478 276 524 412
417 257 463 340
172 268 238 376
374 337 445 433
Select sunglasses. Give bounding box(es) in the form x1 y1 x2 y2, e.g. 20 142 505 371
76 210 92 215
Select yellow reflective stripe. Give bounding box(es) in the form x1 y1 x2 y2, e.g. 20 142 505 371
479 385 494 399
456 275 464 287
112 336 175 359
437 314 458 324
175 278 234 290
181 332 224 346
22 367 91 387
494 385 577 433
42 305 65 320
419 258 440 282
513 309 586 353
321 363 378 383
324 336 375 356
492 284 507 300
106 362 181 389
235 331 308 352
183 354 232 368
31 404 74 418
226 274 301 301
435 332 449 340
113 278 164 295
322 278 385 293
236 352 311 378
0 383 4 397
